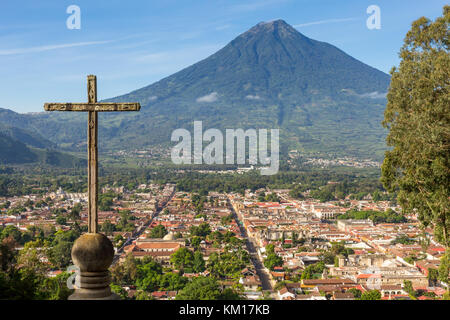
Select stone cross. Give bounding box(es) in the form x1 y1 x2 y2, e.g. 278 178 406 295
45 75 140 232
44 75 140 300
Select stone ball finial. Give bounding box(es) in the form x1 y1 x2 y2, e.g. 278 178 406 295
71 233 114 272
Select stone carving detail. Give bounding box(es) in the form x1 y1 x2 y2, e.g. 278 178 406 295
88 75 97 103
44 103 140 112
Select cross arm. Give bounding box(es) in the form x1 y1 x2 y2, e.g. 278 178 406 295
44 103 140 112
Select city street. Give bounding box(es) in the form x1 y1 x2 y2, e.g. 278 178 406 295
228 198 274 291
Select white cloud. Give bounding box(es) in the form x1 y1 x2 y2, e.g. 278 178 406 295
246 94 262 100
197 92 218 103
342 89 387 99
294 17 359 28
0 40 113 55
359 91 387 99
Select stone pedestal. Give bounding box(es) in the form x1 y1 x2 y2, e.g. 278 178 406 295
68 233 119 300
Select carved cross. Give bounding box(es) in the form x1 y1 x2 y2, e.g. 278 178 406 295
44 75 140 233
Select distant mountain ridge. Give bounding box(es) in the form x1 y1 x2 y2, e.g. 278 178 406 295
0 119 85 167
0 131 37 164
0 122 55 149
0 20 391 161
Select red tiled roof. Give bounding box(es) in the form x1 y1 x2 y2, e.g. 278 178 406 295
357 274 381 279
303 279 356 285
137 242 181 249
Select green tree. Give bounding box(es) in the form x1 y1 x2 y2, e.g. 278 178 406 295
320 252 335 265
193 250 206 273
68 204 81 221
391 235 416 245
111 253 139 285
381 6 450 246
49 241 73 269
438 249 450 284
17 240 49 274
274 281 287 290
159 272 188 291
149 224 168 238
101 220 116 236
98 193 115 211
190 223 211 238
135 259 163 291
0 268 40 299
428 268 439 285
348 288 362 299
265 193 280 203
113 234 124 247
360 290 381 300
265 244 275 255
0 200 11 209
221 214 233 225
135 290 154 300
37 272 73 300
111 284 128 300
190 236 202 249
263 253 283 271
301 267 312 280
206 249 249 278
310 188 335 202
257 192 266 202
1 225 22 244
55 216 67 226
220 288 243 300
170 247 194 272
301 262 325 280
289 187 304 200
174 232 183 239
403 280 415 296
175 276 222 300
0 237 17 272
372 191 381 202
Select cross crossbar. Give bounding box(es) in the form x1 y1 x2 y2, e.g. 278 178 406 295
44 103 140 112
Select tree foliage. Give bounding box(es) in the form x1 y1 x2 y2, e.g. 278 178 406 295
175 276 241 300
301 261 325 280
438 249 450 284
360 290 381 300
348 288 362 299
189 223 211 238
149 224 168 238
381 6 450 246
337 209 407 224
170 247 195 272
207 247 249 278
263 253 283 271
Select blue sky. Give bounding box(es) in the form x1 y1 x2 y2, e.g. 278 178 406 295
0 0 447 113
